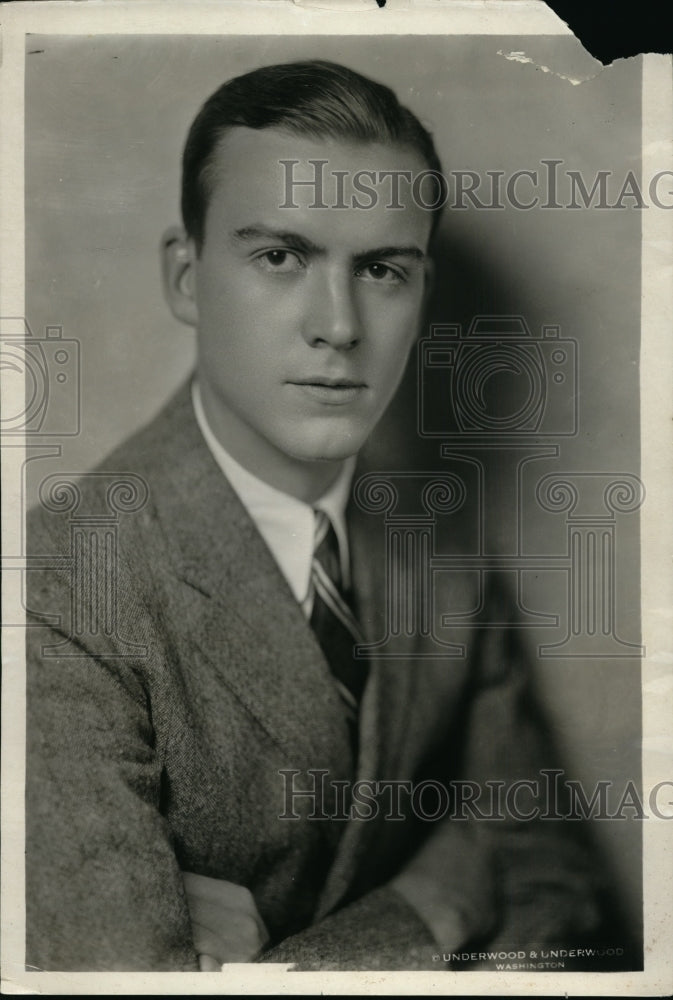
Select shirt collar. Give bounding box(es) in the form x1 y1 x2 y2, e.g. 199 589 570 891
192 380 355 608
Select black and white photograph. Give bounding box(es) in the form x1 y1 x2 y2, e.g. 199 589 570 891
1 1 671 994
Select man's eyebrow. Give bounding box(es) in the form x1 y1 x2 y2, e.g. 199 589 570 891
232 226 326 255
352 245 426 266
232 227 426 265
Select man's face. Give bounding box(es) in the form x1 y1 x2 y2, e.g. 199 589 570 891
187 126 433 491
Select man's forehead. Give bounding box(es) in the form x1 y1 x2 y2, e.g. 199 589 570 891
209 124 429 176
204 125 435 248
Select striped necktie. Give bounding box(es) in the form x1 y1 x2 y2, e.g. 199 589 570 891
310 509 369 754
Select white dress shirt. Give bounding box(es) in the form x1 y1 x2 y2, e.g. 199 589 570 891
192 381 355 617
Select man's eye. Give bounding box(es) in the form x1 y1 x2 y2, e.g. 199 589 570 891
358 262 404 284
254 249 303 273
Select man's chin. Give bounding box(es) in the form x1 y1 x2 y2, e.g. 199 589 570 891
287 436 365 466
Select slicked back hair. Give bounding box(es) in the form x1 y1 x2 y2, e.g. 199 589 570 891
181 59 446 253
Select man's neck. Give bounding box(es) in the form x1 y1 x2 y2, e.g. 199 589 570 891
196 380 348 504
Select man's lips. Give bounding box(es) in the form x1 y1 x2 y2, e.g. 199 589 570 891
290 377 367 388
288 378 367 404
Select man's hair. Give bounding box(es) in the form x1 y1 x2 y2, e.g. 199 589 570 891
181 59 446 252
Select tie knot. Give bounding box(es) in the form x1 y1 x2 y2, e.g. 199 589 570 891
313 509 343 591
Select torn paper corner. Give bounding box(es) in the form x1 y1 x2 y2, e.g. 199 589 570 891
496 49 601 86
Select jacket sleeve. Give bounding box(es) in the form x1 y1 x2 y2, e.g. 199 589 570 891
259 885 439 970
25 499 201 977
26 619 200 972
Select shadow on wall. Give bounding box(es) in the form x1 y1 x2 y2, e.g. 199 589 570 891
362 226 643 958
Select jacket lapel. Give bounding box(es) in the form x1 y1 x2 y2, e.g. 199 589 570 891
146 384 353 784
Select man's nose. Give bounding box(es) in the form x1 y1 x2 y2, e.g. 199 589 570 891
301 269 361 350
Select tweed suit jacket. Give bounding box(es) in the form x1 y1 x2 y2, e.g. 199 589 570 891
25 381 603 971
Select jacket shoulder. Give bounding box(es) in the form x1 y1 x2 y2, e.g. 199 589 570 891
27 382 193 549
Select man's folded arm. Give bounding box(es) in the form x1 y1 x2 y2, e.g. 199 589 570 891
26 623 200 972
258 883 440 970
187 827 489 969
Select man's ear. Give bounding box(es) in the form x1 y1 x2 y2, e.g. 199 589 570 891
160 226 199 327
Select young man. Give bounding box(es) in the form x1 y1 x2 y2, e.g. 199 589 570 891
26 60 604 971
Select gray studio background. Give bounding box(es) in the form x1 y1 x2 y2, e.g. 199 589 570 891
24 34 642 934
